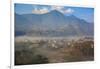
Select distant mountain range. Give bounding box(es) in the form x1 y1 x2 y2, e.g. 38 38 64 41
15 10 94 37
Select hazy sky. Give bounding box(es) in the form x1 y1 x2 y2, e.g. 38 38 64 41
15 4 94 23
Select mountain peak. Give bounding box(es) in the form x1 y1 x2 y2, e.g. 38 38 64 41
48 10 63 14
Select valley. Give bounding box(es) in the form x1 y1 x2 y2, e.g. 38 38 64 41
15 36 94 65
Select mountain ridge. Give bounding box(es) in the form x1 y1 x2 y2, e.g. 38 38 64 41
15 10 94 37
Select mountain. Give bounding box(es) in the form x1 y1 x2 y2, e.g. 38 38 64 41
15 10 94 37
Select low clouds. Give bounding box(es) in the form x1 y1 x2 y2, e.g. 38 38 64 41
32 7 50 14
51 6 74 14
63 8 74 14
32 5 74 14
51 6 64 11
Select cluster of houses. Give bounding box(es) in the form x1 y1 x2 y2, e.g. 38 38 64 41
20 37 94 49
